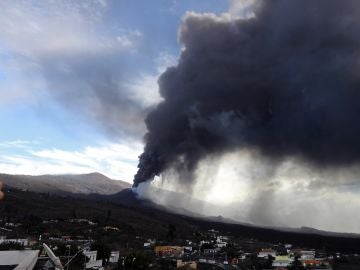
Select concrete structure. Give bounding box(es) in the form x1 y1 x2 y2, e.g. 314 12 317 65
83 251 103 269
0 250 39 270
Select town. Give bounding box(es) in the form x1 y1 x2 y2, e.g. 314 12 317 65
0 217 359 270
0 186 360 270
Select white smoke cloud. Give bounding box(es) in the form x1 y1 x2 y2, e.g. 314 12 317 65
137 149 360 233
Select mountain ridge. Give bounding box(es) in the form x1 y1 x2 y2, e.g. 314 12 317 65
0 172 131 195
2 172 360 239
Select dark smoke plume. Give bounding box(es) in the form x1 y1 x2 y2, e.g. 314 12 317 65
134 0 360 186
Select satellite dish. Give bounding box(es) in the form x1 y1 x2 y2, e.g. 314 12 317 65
43 243 64 270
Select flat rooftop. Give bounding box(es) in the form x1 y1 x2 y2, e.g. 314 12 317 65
0 250 39 270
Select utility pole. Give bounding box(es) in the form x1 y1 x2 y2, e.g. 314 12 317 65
66 245 71 270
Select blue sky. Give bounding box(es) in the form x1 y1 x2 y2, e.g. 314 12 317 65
0 0 235 181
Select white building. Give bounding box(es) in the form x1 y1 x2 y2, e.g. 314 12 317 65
300 250 316 260
109 251 119 263
0 237 28 246
144 238 156 248
0 250 39 270
200 240 210 246
84 250 103 269
215 236 227 248
217 236 229 241
184 246 193 252
258 248 276 258
272 255 293 267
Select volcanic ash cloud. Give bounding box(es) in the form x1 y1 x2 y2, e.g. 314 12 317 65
135 0 360 189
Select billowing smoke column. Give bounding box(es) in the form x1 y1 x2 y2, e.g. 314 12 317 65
134 0 360 186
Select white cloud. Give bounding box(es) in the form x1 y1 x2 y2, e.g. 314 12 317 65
155 51 178 73
0 0 144 56
0 140 143 182
228 0 258 18
0 0 151 141
0 0 142 105
127 51 178 107
116 35 133 48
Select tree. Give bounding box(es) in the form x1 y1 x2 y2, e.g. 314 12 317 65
223 244 238 261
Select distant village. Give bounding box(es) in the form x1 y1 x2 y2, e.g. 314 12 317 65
0 217 358 270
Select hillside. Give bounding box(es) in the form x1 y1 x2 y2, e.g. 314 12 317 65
0 172 130 195
1 187 360 254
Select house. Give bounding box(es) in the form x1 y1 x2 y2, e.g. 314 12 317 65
302 259 329 268
103 226 119 232
258 248 276 258
290 248 302 256
217 236 229 242
5 223 22 228
155 246 184 257
144 238 156 248
184 246 193 252
215 242 227 248
109 251 119 263
176 260 197 269
215 236 227 248
61 236 71 242
0 250 39 270
300 250 316 260
0 237 29 246
203 249 216 255
272 255 293 268
83 250 103 269
200 240 210 246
